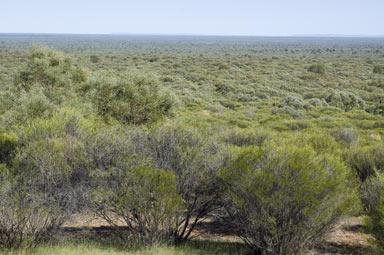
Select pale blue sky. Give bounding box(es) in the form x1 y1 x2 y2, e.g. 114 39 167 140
1 0 383 36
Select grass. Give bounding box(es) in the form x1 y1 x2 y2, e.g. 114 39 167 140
0 240 249 255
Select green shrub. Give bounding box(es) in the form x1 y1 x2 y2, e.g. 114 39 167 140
326 91 365 112
221 128 270 147
91 165 184 245
90 55 100 63
88 72 175 124
330 127 359 147
220 142 358 255
346 144 384 182
16 47 85 93
361 174 384 253
373 65 384 74
308 64 325 74
278 96 307 110
0 132 17 164
130 126 228 241
0 164 68 249
307 98 328 108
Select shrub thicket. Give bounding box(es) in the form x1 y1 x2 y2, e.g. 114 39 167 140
0 41 382 254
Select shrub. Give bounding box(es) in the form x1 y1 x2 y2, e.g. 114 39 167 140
91 165 184 245
326 91 365 112
90 55 100 63
220 142 358 255
0 132 17 165
0 164 67 249
346 144 384 182
330 127 359 147
308 64 325 74
271 106 304 119
221 128 270 147
373 65 384 74
361 174 384 252
1 112 95 248
88 72 175 124
307 98 328 108
277 96 307 110
16 47 86 93
128 126 228 241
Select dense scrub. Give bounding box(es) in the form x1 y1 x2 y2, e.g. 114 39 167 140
0 36 384 254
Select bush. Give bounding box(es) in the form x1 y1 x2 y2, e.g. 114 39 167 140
1 112 95 249
361 174 384 252
91 165 184 245
330 127 359 147
88 72 175 124
326 91 365 112
86 128 192 244
90 55 100 63
307 98 328 108
308 64 325 74
16 47 86 93
127 126 228 241
0 132 17 165
373 65 384 74
0 164 67 249
221 128 270 147
220 142 358 255
346 144 384 182
278 96 307 109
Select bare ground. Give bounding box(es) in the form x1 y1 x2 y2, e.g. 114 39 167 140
59 215 373 254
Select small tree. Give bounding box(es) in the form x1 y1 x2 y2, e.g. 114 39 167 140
220 142 358 255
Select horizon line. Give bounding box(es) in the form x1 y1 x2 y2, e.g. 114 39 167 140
0 32 384 38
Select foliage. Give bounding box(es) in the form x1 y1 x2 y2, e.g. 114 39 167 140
0 164 66 249
347 143 384 182
0 132 17 165
85 72 174 124
373 65 384 74
220 141 358 255
0 37 383 252
132 126 228 241
91 164 184 245
361 174 384 253
308 64 325 74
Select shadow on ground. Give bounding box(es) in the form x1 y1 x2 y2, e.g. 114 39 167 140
55 217 370 255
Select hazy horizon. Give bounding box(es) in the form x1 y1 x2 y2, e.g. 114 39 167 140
2 0 384 36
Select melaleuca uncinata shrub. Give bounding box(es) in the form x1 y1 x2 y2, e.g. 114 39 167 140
346 143 384 182
361 174 384 253
91 164 184 245
0 164 67 249
87 125 227 243
129 125 228 241
220 140 358 255
85 71 175 124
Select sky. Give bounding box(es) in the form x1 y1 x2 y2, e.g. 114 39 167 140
1 0 384 36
